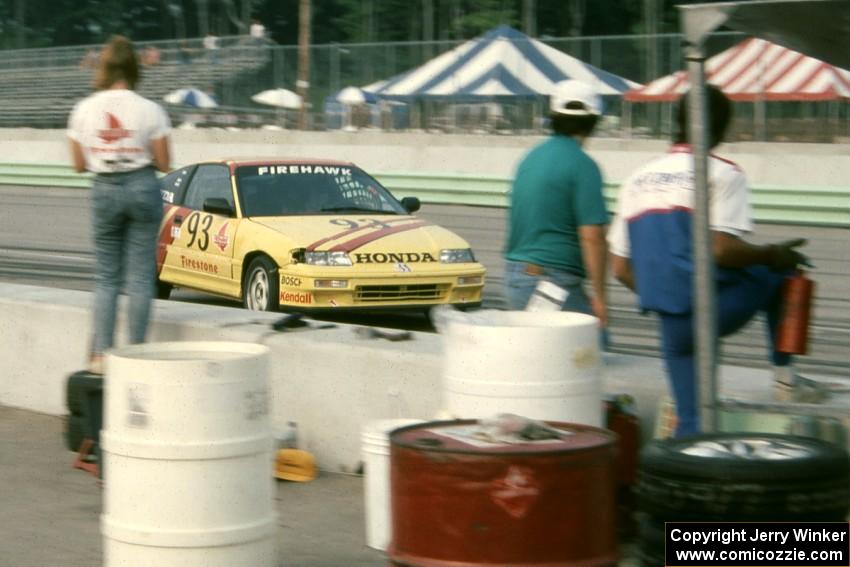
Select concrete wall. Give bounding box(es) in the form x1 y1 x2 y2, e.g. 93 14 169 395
1 282 794 472
2 128 848 186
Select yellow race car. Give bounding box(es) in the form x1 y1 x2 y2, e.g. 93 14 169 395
155 158 485 312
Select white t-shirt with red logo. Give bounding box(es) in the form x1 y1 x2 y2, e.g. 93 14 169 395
67 89 171 173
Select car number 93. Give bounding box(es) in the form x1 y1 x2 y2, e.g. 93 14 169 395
186 212 214 251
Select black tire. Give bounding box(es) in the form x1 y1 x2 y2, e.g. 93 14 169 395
65 414 86 452
66 370 103 415
242 256 280 311
638 433 850 521
156 280 173 300
641 433 849 482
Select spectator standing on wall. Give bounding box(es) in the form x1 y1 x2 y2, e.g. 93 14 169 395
203 32 220 65
67 35 172 373
607 85 819 437
503 80 609 336
250 18 267 45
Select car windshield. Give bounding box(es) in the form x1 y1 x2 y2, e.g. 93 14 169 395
235 164 406 217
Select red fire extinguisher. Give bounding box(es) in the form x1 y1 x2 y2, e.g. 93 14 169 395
776 270 815 355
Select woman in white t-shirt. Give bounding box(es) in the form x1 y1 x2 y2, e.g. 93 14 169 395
67 35 172 373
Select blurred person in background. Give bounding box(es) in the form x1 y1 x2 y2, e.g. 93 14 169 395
67 35 172 373
503 80 609 337
250 18 267 45
204 32 220 65
607 85 815 437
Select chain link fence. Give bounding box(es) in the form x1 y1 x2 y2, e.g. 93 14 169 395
0 32 846 141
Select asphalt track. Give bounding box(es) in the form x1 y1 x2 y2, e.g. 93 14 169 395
1 184 848 377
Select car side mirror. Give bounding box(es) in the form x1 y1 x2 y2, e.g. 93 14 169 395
203 197 234 216
401 196 420 213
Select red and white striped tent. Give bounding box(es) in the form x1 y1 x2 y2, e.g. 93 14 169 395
625 37 850 102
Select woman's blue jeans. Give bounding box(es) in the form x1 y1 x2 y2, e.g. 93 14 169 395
90 167 163 356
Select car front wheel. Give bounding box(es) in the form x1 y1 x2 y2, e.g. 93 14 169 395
243 256 280 311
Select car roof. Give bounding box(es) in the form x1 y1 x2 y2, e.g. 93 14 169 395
196 158 357 170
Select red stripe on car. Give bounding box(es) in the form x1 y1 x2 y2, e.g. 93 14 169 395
306 218 418 251
328 220 431 252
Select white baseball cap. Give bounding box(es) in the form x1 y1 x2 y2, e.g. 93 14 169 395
549 80 603 116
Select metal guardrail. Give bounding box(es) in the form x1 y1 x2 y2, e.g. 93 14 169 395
1 162 848 226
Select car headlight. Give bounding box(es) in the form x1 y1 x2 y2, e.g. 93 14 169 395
304 251 353 266
440 248 476 263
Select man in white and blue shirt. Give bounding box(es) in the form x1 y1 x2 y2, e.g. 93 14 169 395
608 85 809 437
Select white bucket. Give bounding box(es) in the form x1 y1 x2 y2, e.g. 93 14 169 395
443 310 602 426
362 418 424 551
100 341 276 567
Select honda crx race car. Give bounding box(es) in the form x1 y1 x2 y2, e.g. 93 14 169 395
155 159 486 312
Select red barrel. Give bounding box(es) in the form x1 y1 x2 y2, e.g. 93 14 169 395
388 420 619 567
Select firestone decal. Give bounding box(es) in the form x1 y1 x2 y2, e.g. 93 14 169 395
354 252 436 264
180 255 219 274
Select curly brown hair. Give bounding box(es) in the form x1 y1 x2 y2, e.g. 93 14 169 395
93 35 140 90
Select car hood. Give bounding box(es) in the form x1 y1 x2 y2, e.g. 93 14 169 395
248 215 472 258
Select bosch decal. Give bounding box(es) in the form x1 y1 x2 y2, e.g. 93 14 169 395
280 291 312 304
354 252 437 264
281 275 302 287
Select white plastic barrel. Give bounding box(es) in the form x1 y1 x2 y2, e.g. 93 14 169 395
100 342 276 567
442 310 602 426
362 418 424 551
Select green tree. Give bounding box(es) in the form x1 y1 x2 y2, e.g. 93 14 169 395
452 0 517 38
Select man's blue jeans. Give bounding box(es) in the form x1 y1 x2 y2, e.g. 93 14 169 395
90 167 163 356
658 265 791 437
503 260 610 347
503 260 591 314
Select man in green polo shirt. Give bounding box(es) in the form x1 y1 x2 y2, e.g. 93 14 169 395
503 80 609 334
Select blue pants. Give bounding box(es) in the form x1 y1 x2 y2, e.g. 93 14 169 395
90 167 163 355
503 260 610 348
658 265 791 437
503 260 591 314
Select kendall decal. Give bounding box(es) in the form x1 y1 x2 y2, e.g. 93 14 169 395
280 291 312 304
354 252 436 264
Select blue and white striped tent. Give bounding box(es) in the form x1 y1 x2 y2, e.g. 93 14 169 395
363 25 639 104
